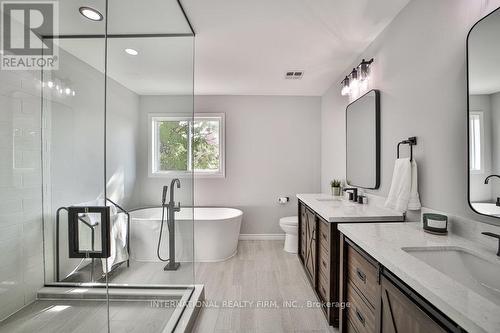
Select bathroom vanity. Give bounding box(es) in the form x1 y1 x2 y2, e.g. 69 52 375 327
338 222 500 333
296 194 404 326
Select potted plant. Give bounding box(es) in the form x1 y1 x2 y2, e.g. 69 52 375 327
330 179 341 197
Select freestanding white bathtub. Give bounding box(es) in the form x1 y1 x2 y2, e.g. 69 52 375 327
129 207 243 262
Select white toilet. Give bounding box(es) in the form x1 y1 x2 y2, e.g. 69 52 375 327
279 216 298 253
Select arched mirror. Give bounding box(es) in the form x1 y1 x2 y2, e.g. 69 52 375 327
467 7 500 218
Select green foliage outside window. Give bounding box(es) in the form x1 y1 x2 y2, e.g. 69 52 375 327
158 119 220 172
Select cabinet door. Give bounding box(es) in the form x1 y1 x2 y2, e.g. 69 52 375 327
304 208 316 284
381 276 446 333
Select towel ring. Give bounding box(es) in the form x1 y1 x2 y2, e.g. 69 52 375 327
397 137 417 161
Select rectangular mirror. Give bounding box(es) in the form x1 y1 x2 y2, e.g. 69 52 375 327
467 7 500 219
346 89 380 189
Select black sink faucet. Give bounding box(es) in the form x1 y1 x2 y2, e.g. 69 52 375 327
484 175 500 206
482 232 500 256
343 188 358 202
484 174 500 184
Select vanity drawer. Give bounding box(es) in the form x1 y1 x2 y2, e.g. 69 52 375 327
318 218 330 250
346 282 376 333
347 245 378 308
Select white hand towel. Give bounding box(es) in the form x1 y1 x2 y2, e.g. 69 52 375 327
407 159 421 210
102 213 129 273
385 158 412 213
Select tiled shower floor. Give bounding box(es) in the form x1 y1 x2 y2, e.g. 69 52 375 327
62 259 194 286
0 299 175 333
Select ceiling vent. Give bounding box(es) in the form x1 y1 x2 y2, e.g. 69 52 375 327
285 70 304 79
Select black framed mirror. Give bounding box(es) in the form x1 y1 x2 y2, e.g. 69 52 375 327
346 89 380 189
467 7 500 219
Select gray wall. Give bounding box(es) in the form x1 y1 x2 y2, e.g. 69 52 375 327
321 0 500 226
133 95 322 234
491 92 500 197
469 95 493 202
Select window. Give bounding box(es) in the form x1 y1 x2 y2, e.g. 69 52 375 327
469 112 483 174
149 113 225 178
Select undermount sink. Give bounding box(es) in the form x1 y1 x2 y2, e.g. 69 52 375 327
402 246 500 306
471 202 500 217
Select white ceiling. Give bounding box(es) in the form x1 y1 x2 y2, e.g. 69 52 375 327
468 9 500 95
18 0 411 96
35 0 192 35
56 38 194 95
183 0 411 96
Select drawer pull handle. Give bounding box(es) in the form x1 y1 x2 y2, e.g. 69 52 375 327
355 308 366 326
356 268 366 283
322 232 327 240
322 259 327 268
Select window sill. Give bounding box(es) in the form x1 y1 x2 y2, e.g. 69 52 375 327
149 171 225 179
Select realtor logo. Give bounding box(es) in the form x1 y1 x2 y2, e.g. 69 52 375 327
1 1 58 70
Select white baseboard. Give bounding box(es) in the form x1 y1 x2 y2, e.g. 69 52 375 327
239 234 285 240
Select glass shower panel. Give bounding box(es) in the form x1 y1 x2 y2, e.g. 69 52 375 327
42 37 108 286
105 33 195 330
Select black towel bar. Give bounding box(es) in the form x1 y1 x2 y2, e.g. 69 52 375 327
397 136 417 161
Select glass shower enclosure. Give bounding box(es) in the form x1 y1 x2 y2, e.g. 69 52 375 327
0 0 196 332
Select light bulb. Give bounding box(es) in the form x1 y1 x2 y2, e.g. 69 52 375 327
47 81 54 88
340 76 350 96
65 88 71 95
79 7 103 21
341 85 350 96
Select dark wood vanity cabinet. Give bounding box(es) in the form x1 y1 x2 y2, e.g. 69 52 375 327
303 206 316 283
339 234 461 333
298 201 340 326
380 275 447 333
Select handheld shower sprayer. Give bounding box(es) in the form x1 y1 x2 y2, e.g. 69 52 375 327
162 185 168 206
157 185 170 263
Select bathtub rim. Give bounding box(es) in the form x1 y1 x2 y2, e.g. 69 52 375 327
129 206 244 221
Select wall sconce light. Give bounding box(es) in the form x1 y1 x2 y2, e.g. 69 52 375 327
340 58 374 97
42 78 76 97
341 76 350 96
357 58 373 90
349 67 359 93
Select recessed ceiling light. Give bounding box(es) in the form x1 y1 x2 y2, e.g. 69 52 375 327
79 7 103 21
125 48 138 56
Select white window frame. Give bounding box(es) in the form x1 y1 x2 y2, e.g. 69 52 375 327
148 113 225 178
469 111 484 175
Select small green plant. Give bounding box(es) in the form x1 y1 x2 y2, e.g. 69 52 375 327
330 179 341 188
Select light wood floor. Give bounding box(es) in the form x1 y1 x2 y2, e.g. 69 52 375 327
193 240 337 333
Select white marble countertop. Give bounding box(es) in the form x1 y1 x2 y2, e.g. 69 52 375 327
296 193 404 223
338 222 500 333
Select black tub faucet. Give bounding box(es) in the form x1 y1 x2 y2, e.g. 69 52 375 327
169 178 181 213
343 188 358 202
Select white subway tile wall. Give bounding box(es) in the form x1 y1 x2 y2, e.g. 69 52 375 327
0 69 44 321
